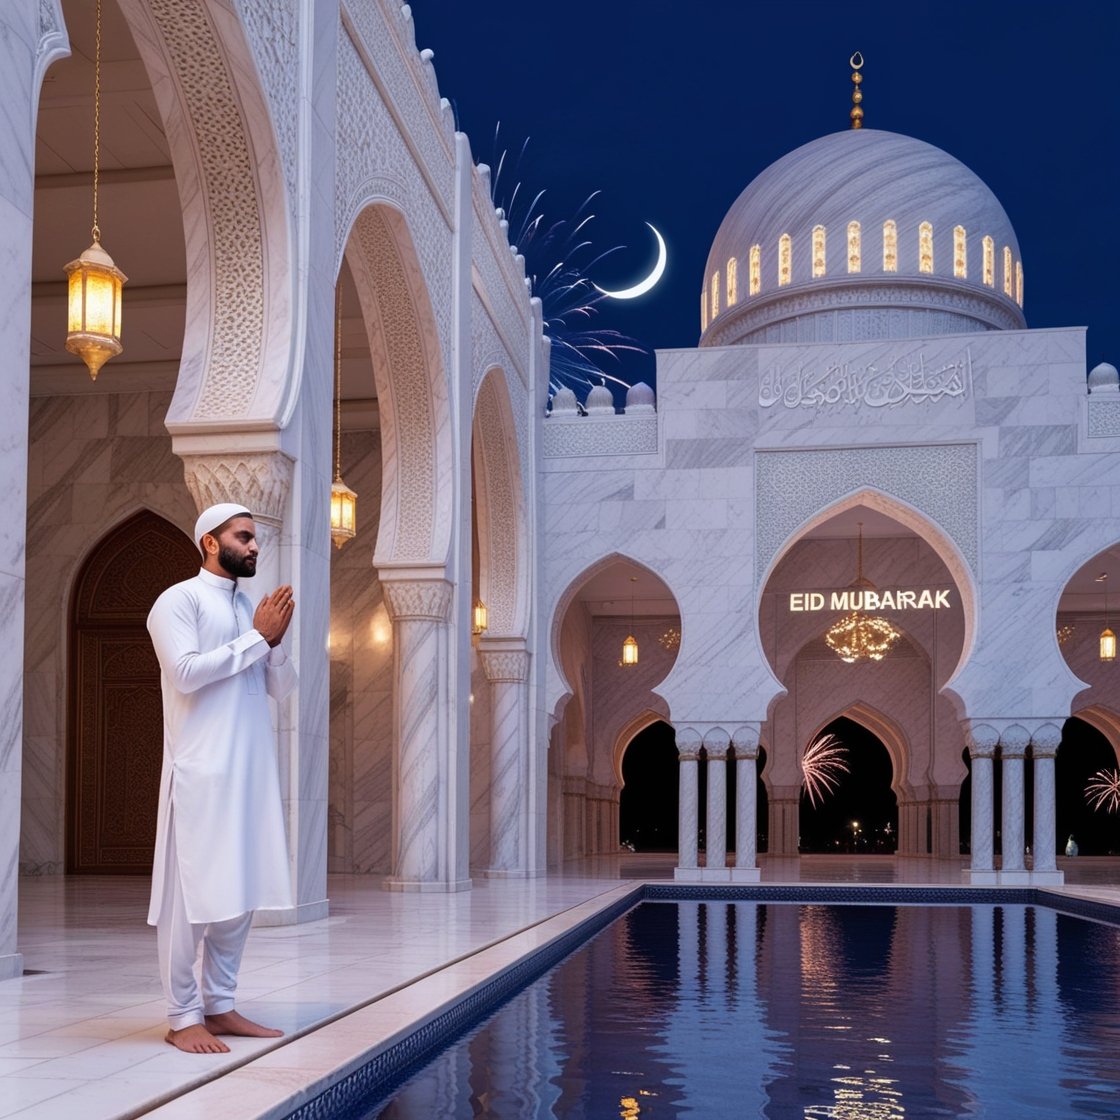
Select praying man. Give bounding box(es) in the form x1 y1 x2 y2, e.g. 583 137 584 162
146 503 297 1054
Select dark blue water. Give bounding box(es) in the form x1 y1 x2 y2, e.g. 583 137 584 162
368 902 1120 1118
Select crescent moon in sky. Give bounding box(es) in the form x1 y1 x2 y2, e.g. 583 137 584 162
594 223 667 300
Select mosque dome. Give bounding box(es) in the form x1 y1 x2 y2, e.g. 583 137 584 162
584 383 616 415
625 381 656 413
1088 363 1119 393
549 386 579 415
701 129 1026 347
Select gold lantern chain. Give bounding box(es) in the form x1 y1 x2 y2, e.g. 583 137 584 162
92 0 102 243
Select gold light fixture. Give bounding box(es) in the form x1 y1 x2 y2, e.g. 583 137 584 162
658 625 681 652
65 0 126 380
472 599 488 636
620 576 639 667
825 522 902 663
329 284 357 548
1098 573 1115 662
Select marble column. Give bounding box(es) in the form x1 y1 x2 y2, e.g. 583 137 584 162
703 730 730 880
0 0 62 982
674 729 701 881
479 645 530 877
732 725 761 882
1030 723 1063 884
965 722 999 884
383 576 455 889
999 724 1030 884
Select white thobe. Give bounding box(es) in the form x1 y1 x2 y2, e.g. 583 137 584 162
147 568 296 925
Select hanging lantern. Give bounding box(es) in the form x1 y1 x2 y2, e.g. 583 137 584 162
329 283 357 548
1099 573 1115 662
329 477 357 548
65 241 126 380
64 0 126 380
472 599 489 635
619 575 639 666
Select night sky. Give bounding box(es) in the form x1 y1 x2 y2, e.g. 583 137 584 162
411 1 1119 392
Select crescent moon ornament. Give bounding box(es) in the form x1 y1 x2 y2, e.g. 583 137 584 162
594 223 667 300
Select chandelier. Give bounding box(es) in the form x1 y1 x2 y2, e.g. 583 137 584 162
824 523 901 663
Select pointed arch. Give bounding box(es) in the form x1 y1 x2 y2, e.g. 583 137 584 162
67 510 198 873
756 486 978 692
343 203 453 566
1068 705 1120 765
115 0 294 427
612 705 672 787
472 367 529 637
547 551 681 719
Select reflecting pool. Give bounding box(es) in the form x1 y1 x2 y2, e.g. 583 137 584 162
365 902 1120 1118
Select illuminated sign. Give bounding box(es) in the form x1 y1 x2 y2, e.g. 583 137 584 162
790 589 951 612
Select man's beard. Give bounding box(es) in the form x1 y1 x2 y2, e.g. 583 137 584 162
219 545 256 578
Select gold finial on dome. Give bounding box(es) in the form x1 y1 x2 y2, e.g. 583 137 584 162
849 51 864 129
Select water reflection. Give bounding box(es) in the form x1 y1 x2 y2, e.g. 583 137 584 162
373 902 1120 1118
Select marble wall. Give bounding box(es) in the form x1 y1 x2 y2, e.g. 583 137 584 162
21 389 196 874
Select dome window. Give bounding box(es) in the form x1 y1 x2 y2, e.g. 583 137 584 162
749 245 761 295
954 226 967 278
1003 246 1013 296
812 225 827 277
847 221 861 273
882 220 897 272
1015 261 1024 307
778 233 792 287
700 288 707 331
726 257 738 307
711 270 720 318
982 236 995 286
919 222 934 273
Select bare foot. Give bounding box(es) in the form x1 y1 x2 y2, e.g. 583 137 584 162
165 1025 230 1054
204 1009 283 1038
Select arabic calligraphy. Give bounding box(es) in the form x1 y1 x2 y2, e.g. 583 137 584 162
759 348 972 411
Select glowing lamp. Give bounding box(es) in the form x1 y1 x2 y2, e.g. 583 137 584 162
329 477 357 548
65 240 126 380
1101 627 1116 663
621 634 639 666
472 599 488 636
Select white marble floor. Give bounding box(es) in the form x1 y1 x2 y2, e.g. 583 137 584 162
3 857 1118 1120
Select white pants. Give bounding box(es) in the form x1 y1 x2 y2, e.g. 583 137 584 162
156 817 253 1031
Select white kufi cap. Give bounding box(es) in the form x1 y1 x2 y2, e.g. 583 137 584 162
194 502 252 547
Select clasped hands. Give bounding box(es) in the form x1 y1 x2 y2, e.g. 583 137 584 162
253 585 295 647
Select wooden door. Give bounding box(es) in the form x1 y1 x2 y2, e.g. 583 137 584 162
67 510 198 873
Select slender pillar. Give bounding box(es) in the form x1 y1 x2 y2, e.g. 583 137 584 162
0 0 63 981
999 724 1030 883
383 577 455 889
732 725 761 882
674 730 701 880
965 722 999 884
479 645 531 877
1030 723 1063 884
704 731 730 879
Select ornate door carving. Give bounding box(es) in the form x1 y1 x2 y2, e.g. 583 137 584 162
68 511 198 873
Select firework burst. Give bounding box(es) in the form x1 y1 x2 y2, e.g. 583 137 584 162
801 733 850 808
1085 768 1120 813
487 126 645 399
